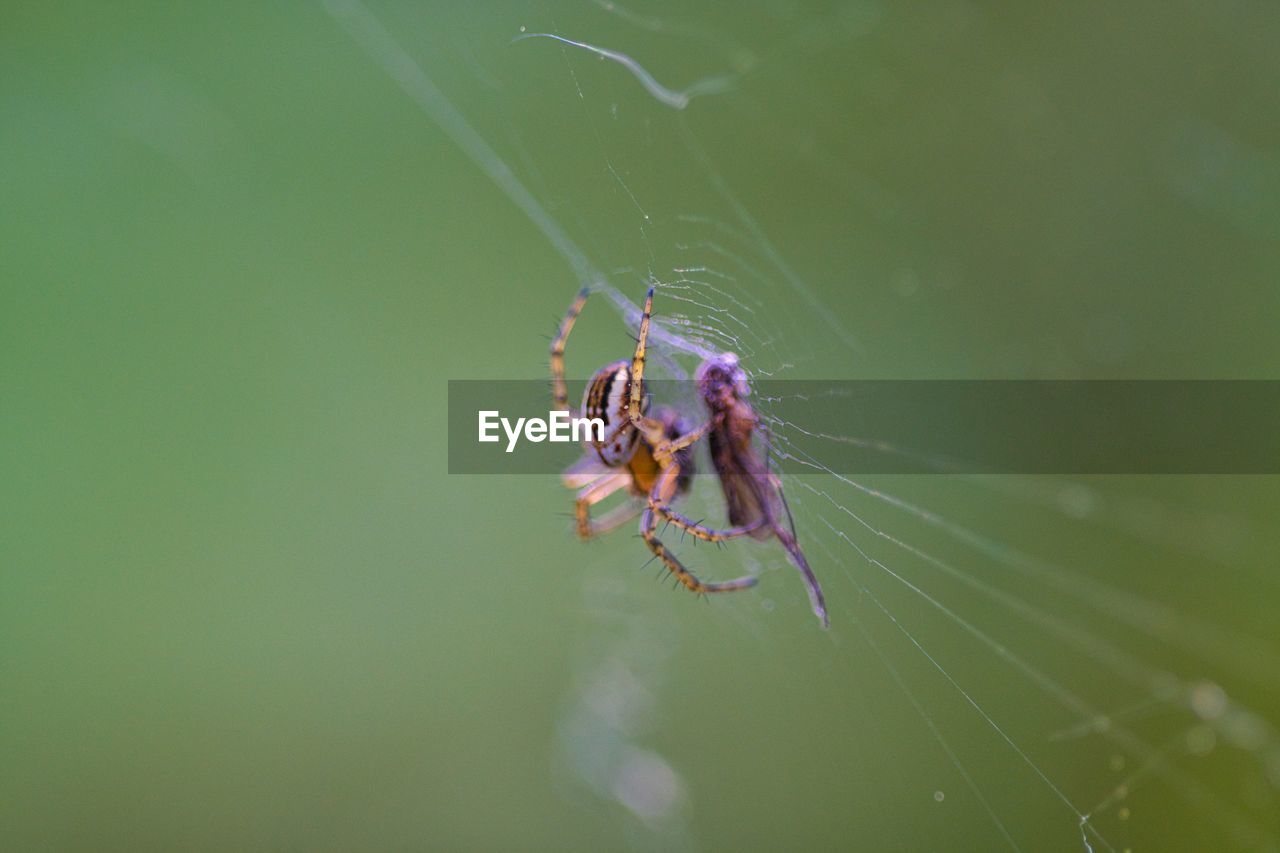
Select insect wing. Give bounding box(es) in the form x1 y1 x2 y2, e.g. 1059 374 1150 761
710 429 776 540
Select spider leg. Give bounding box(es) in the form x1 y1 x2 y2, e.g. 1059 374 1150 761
640 508 757 593
551 286 591 415
590 501 644 537
574 470 633 539
647 465 763 542
639 461 757 594
628 286 653 426
653 420 710 463
653 506 762 543
625 287 669 447
561 452 609 489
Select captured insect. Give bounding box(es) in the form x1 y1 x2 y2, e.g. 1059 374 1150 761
550 286 828 626
662 348 828 627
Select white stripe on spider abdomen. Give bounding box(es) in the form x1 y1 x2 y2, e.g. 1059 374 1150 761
582 359 641 467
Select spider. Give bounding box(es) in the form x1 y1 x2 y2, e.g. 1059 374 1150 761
550 286 756 596
551 286 828 629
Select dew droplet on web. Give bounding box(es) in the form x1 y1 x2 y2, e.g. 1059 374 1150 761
933 790 945 802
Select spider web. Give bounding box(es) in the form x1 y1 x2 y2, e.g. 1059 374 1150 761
326 2 1280 850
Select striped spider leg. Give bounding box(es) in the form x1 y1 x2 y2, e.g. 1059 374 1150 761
550 286 590 417
635 290 829 628
550 286 758 595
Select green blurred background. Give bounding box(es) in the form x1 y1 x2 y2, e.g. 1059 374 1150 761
3 2 1279 851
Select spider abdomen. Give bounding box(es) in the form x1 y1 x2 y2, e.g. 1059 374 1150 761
582 360 641 467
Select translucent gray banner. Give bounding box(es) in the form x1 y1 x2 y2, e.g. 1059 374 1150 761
447 380 1280 474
